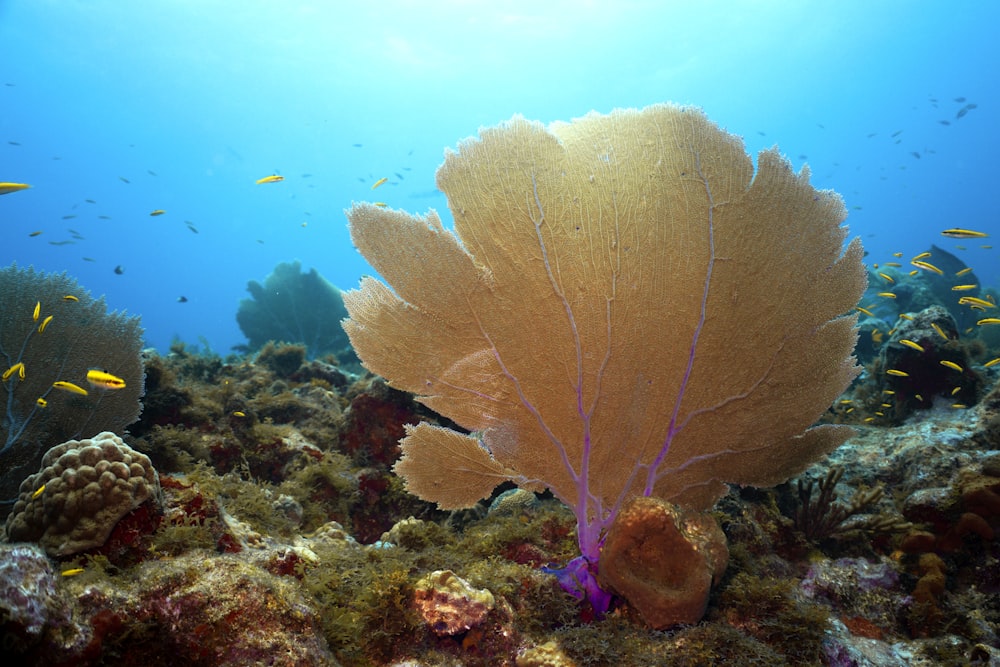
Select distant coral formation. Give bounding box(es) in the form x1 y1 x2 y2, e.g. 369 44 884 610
236 260 354 364
343 104 866 618
4 431 161 557
0 263 145 505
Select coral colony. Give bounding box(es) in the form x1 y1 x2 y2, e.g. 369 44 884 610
343 104 865 617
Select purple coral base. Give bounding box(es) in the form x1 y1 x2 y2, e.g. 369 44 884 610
542 555 613 617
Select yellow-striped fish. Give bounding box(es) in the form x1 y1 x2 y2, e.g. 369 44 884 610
149 209 166 216
877 292 896 299
886 369 909 377
955 267 973 277
52 381 88 396
371 177 388 190
255 174 284 184
959 296 996 309
86 369 126 390
911 260 944 275
978 318 1000 326
951 284 978 291
898 339 925 352
939 360 963 372
931 322 949 340
941 228 989 239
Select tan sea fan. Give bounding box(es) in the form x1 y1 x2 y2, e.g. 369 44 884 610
343 104 865 567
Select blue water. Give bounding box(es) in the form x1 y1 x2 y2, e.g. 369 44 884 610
2 1 997 354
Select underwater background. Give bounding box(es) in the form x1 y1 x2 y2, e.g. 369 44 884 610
2 0 997 354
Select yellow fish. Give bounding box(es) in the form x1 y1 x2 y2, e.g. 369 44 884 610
32 484 45 499
0 182 30 195
86 369 126 390
985 358 1000 368
955 267 973 276
256 174 284 184
149 209 166 216
898 339 925 352
951 284 978 291
931 322 949 340
371 177 388 190
939 360 963 372
60 568 85 577
38 315 53 333
886 369 909 377
52 381 88 396
855 306 874 317
941 228 989 238
36 397 47 408
978 318 1000 326
911 260 944 275
959 296 996 309
911 252 932 261
33 301 40 321
374 202 388 207
63 295 79 302
2 362 25 381
877 292 896 299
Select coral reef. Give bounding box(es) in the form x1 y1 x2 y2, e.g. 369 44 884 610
236 260 355 365
1 347 996 665
4 432 162 557
0 263 145 504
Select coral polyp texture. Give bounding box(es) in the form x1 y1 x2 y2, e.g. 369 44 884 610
3 431 161 557
0 263 145 503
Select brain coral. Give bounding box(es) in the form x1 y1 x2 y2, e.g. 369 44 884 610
3 432 161 557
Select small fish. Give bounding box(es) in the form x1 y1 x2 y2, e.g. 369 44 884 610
177 296 188 303
958 296 996 309
941 228 988 239
938 120 951 126
98 215 112 220
898 339 925 352
63 295 79 301
256 174 284 184
0 182 30 195
35 397 47 408
87 369 126 389
911 260 944 275
52 380 88 395
147 169 157 176
984 358 1000 368
891 130 903 138
931 322 949 340
951 387 961 396
48 240 76 246
352 143 363 148
31 484 45 499
61 214 76 220
878 273 895 284
912 252 932 260
954 97 966 103
855 306 875 317
33 301 40 321
2 362 25 381
899 314 914 321
149 209 166 216
910 151 921 159
978 318 1000 326
60 568 85 577
232 411 246 417
114 265 124 275
371 177 388 190
877 292 896 299
884 262 902 267
886 369 909 377
119 176 130 184
982 245 993 249
85 198 96 204
374 202 388 207
28 230 42 237
38 315 53 333
952 404 968 410
939 360 963 372
951 284 978 291
394 172 404 180
955 267 973 276
8 140 21 146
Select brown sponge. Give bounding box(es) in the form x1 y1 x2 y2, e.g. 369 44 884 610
3 432 161 557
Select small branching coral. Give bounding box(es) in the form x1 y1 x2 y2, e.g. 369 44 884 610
0 263 144 504
793 466 886 542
